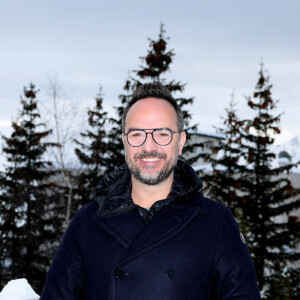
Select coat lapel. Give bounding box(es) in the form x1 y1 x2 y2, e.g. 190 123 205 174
93 209 146 248
118 204 201 265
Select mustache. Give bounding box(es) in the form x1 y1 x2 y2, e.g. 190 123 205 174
134 151 166 159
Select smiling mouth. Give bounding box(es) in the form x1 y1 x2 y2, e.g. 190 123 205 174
140 157 161 162
135 151 166 162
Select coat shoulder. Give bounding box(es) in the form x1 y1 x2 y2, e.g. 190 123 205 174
188 192 228 217
72 202 98 222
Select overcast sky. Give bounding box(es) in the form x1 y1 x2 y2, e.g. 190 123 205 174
1 0 299 156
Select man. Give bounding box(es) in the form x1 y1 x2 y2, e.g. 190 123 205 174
41 83 261 299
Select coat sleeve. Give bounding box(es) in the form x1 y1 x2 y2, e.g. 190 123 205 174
214 207 261 300
40 210 84 300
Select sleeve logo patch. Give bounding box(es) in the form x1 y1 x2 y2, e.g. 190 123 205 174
240 232 246 244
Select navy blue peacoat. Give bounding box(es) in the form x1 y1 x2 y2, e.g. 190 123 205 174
40 161 261 299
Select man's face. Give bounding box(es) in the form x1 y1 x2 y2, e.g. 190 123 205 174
122 98 186 185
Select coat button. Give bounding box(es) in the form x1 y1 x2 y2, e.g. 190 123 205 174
115 269 125 279
166 269 175 278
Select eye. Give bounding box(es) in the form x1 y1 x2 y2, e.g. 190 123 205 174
129 131 144 138
131 132 141 137
155 130 171 138
159 132 169 137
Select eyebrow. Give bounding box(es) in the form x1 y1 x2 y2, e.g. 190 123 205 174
126 127 172 132
127 127 143 131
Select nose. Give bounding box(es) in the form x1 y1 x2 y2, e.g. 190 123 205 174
141 132 158 152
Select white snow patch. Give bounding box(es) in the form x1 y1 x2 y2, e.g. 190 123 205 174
0 279 39 300
272 136 300 173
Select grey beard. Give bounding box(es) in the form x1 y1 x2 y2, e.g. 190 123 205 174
126 151 178 186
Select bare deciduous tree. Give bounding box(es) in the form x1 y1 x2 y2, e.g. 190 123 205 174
42 75 83 227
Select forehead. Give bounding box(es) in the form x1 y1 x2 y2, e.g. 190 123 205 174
126 97 177 130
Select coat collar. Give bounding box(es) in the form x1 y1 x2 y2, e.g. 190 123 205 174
92 161 205 264
93 160 203 218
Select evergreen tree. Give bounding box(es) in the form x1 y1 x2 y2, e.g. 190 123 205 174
106 24 200 173
264 265 300 299
200 96 242 205
202 65 300 296
240 65 300 293
74 86 108 208
0 84 60 292
198 97 253 240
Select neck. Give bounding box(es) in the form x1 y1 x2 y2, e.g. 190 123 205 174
131 173 174 208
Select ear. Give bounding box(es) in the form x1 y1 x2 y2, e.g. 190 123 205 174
121 133 125 146
178 131 186 156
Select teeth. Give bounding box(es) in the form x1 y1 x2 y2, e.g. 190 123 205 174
141 157 160 162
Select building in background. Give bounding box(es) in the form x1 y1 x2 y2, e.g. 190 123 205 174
191 132 300 262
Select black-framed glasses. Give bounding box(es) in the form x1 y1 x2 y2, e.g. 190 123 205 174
124 128 181 147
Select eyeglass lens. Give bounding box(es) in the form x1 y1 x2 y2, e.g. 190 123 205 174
128 129 172 146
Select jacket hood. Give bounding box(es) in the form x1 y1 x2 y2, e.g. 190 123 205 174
93 160 202 217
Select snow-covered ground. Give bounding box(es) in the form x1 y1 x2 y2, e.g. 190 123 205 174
0 279 39 300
